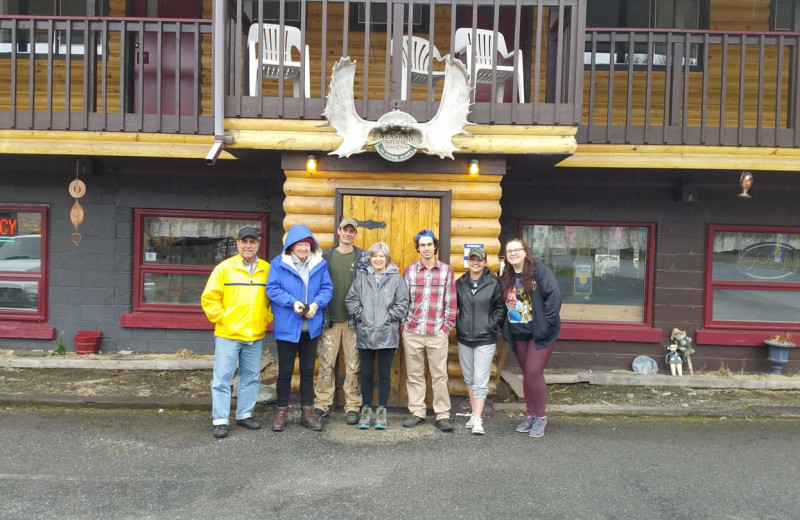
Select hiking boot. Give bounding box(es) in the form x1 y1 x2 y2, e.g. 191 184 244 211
357 406 373 429
374 406 388 430
314 407 331 422
345 410 360 425
529 416 547 438
516 415 535 433
434 419 454 432
272 407 289 432
212 424 228 439
300 406 323 431
402 415 425 428
472 417 485 435
465 413 475 429
236 417 262 430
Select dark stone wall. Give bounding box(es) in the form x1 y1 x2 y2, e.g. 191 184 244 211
500 166 800 374
0 155 284 354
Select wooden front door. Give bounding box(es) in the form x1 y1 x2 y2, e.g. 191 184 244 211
131 0 201 116
337 191 445 408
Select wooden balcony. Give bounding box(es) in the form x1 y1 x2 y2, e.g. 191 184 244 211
581 28 800 148
1 3 798 151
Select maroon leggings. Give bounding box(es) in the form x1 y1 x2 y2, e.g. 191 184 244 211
514 340 554 417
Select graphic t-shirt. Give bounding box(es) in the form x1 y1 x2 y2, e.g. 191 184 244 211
506 273 533 339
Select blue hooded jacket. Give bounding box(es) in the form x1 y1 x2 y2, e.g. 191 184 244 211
266 224 333 342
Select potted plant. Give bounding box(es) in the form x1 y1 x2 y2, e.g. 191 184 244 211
763 333 796 375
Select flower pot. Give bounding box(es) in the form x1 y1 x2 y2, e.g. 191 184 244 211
764 339 796 375
73 332 101 355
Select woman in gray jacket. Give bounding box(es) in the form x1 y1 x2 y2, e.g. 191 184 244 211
345 242 409 430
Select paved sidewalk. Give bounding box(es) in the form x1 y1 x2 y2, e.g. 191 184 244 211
2 352 799 418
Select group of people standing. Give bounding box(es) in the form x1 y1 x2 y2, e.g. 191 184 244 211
200 221 562 440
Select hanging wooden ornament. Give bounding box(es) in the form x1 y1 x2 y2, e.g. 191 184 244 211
70 199 84 245
69 179 86 198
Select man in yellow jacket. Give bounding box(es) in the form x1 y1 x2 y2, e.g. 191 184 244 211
201 226 272 439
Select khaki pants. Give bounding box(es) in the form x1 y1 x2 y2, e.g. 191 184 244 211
403 331 450 420
313 321 361 413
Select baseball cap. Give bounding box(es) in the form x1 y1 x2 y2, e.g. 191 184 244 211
339 217 358 230
468 246 487 260
237 226 260 240
414 229 437 242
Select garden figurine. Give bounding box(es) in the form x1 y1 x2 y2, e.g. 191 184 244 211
670 328 696 375
665 343 684 376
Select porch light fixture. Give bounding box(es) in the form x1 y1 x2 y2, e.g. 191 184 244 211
306 154 318 173
738 171 753 198
469 158 480 176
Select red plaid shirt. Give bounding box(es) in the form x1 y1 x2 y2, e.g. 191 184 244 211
402 259 456 335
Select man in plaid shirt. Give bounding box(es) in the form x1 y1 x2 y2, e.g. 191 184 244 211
401 229 457 431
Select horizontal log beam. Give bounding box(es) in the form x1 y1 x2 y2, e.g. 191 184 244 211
559 144 800 171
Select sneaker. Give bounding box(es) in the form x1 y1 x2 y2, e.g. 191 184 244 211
402 415 425 428
345 411 360 426
235 417 261 430
434 419 454 432
314 407 331 421
529 416 547 438
374 406 388 430
516 415 535 433
358 406 373 429
465 413 475 429
472 417 485 435
212 425 228 438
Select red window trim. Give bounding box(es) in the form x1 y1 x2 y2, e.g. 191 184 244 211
121 209 269 330
700 223 800 345
519 219 659 343
0 204 49 338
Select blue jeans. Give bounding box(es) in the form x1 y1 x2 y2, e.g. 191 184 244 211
211 336 263 425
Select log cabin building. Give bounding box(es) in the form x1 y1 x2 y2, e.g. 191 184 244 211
1 0 799 397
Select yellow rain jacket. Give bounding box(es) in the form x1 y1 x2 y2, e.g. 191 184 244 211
201 255 272 342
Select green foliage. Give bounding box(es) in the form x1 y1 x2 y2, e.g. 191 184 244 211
51 333 66 356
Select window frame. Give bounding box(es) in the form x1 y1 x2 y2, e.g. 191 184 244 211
518 220 661 342
121 208 269 329
0 203 53 339
697 224 800 346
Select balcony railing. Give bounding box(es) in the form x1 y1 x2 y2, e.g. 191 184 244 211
581 28 800 148
224 0 584 126
2 5 798 151
0 15 213 134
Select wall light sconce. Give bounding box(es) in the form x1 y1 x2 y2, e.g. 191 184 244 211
738 171 753 198
306 154 318 173
469 159 480 176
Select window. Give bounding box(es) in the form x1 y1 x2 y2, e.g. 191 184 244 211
0 0 100 57
121 209 268 329
0 204 52 338
701 225 800 343
521 221 660 342
771 0 795 31
585 0 708 67
248 1 302 28
349 2 430 33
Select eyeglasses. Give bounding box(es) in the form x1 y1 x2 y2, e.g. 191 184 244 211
506 247 525 254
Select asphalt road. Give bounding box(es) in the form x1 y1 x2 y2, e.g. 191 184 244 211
1 407 799 520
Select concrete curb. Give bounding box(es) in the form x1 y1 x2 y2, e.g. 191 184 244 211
493 402 800 418
502 370 800 391
2 357 214 370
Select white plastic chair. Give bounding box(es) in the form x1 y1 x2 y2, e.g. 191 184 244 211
454 28 524 103
247 23 310 98
398 36 448 101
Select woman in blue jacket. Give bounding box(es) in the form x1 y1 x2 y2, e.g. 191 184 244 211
266 225 333 432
